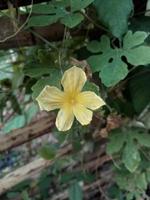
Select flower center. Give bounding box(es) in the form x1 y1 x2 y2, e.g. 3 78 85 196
70 98 76 105
64 92 78 106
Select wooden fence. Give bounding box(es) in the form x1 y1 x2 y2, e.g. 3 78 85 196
0 113 111 198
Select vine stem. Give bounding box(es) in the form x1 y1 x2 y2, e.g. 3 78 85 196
0 0 34 43
79 10 111 34
58 26 68 75
29 29 58 51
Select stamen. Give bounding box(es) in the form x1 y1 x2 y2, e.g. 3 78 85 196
71 98 76 104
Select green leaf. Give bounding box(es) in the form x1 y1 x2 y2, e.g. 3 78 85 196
68 181 83 200
93 0 133 38
87 35 112 72
135 173 147 190
126 193 134 200
32 68 61 99
87 40 102 53
107 129 126 155
107 129 150 172
39 145 56 160
134 133 150 148
21 190 31 200
3 115 26 133
122 139 141 172
87 31 150 87
61 13 84 28
11 180 31 192
72 140 82 152
27 2 68 27
32 4 58 14
115 169 148 198
60 173 76 184
146 169 150 182
38 171 52 198
24 63 51 78
100 59 128 87
87 35 128 86
32 77 53 99
107 185 123 199
27 15 58 27
7 192 19 199
124 46 150 66
12 68 24 89
128 69 150 113
123 31 148 49
71 0 94 11
115 171 131 190
25 103 39 124
123 31 150 65
54 0 70 7
0 64 13 80
83 81 99 95
87 55 103 72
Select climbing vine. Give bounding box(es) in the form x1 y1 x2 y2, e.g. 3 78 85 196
0 0 150 199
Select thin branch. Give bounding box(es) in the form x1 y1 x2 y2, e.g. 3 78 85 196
29 29 58 51
0 0 33 43
80 11 111 34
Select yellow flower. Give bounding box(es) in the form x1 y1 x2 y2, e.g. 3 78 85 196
36 66 105 131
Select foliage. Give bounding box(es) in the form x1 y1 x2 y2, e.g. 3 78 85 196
0 0 150 199
93 0 133 38
68 181 83 200
107 128 150 172
27 0 94 28
87 31 150 86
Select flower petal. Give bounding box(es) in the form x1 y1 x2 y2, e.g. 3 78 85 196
78 91 105 110
73 104 93 125
56 107 74 131
36 86 64 111
61 66 87 93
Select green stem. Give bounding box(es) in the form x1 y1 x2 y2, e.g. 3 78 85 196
80 11 111 34
29 29 58 51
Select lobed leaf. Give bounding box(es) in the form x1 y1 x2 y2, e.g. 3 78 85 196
87 31 150 87
106 129 126 155
100 59 128 87
134 133 150 148
68 181 83 200
122 139 141 172
135 173 147 190
123 31 148 49
61 13 84 28
124 46 150 66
